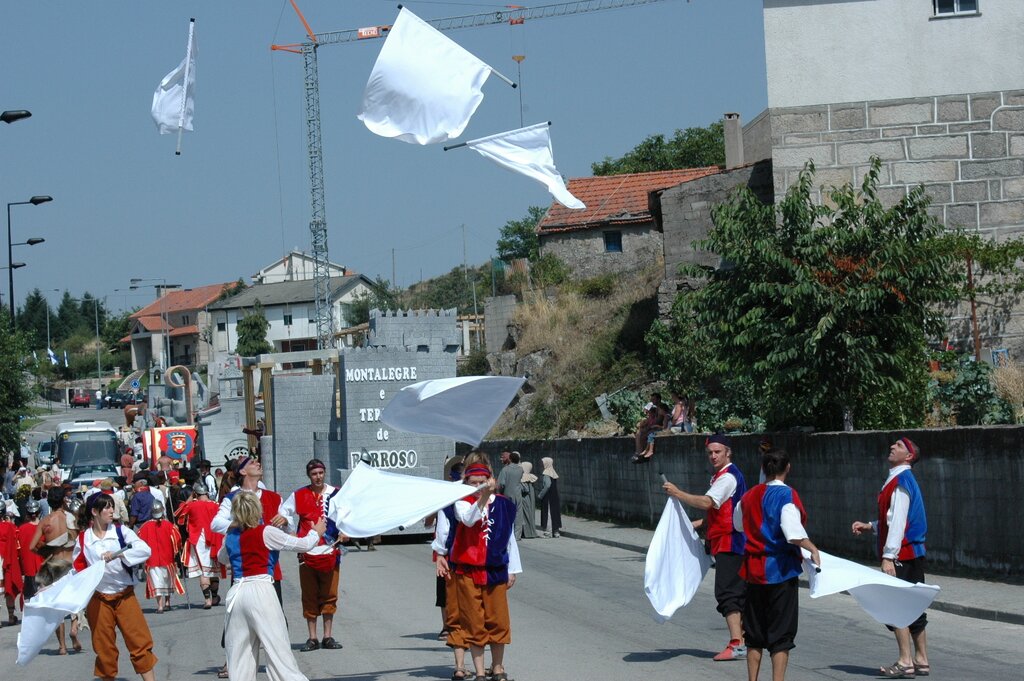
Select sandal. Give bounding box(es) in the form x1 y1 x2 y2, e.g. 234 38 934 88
452 668 468 681
217 666 229 679
72 639 82 653
914 664 930 677
879 661 915 678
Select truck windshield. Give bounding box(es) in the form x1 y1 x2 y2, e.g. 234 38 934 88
57 431 119 468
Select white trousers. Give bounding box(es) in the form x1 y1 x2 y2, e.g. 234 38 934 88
224 579 308 681
186 534 218 578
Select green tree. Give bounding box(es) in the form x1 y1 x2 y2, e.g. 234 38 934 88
402 265 489 315
16 288 53 350
235 302 272 356
592 121 725 176
496 206 546 262
102 309 135 348
345 276 402 326
0 314 32 454
54 291 84 341
660 159 962 431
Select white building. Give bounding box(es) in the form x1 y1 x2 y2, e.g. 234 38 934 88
251 250 347 285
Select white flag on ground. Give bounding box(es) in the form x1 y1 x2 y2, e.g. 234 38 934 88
327 463 477 538
151 19 197 136
466 123 586 210
357 7 492 145
803 549 940 628
644 498 711 622
381 376 525 447
17 561 106 666
46 347 58 366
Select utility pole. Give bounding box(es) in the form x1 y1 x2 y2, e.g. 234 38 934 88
392 247 396 290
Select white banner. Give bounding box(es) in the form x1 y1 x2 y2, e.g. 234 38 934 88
644 498 710 622
151 19 197 135
17 561 106 666
357 8 492 145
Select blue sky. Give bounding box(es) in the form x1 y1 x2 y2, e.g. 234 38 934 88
1 0 767 314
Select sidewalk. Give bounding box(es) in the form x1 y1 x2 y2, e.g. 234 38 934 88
558 514 1024 626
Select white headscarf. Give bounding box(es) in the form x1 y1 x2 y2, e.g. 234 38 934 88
521 461 538 485
541 457 559 479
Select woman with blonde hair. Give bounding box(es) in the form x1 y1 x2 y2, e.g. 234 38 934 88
217 491 325 681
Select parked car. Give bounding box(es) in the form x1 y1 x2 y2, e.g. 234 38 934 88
67 462 120 489
70 393 91 408
108 391 143 408
36 440 55 466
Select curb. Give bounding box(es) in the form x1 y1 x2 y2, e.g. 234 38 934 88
560 530 1022 626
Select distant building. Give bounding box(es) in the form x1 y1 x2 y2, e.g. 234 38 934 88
207 274 375 357
536 168 722 279
123 283 232 372
252 250 347 284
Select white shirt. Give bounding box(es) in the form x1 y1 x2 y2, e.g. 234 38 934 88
72 524 152 594
453 497 523 575
732 480 808 541
278 483 338 535
211 485 279 535
705 470 738 510
870 464 912 560
215 526 320 582
431 508 452 555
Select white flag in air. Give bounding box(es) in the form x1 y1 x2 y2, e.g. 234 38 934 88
644 498 711 621
358 7 492 144
327 463 477 538
151 19 197 135
466 123 586 210
46 347 58 365
17 561 106 666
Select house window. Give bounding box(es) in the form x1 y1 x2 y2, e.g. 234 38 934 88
217 321 226 332
603 230 623 253
283 313 293 326
933 0 978 15
181 314 190 325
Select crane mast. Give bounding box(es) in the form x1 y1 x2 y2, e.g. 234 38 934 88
280 0 673 350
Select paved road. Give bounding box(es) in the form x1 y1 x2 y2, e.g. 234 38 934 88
23 402 127 455
2 529 1019 680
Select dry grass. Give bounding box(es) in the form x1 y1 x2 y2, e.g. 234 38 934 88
993 359 1024 423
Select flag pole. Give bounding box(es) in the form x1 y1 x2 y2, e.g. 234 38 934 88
444 121 552 151
175 18 196 156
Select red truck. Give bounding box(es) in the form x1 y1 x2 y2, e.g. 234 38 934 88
70 393 92 408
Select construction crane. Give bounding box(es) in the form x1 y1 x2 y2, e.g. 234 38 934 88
272 0 675 351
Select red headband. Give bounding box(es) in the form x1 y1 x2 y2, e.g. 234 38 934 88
464 464 492 478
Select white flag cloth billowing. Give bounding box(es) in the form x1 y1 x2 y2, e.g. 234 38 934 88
357 8 492 145
46 347 58 366
644 498 711 622
381 376 525 447
803 549 940 628
17 561 106 666
151 19 197 134
466 123 585 210
328 462 477 538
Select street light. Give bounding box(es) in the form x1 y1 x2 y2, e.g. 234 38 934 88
129 278 181 373
67 295 104 394
7 195 52 326
1 110 31 124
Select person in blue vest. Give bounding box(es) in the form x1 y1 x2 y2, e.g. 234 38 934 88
851 437 929 679
662 432 748 661
734 448 820 681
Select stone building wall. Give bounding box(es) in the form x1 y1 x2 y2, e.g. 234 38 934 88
769 89 1024 356
539 223 663 281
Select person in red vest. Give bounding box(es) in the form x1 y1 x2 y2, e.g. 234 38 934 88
662 432 748 661
218 491 324 681
852 437 930 679
276 458 345 652
0 501 23 625
17 499 44 601
174 481 222 608
734 448 820 681
136 501 184 613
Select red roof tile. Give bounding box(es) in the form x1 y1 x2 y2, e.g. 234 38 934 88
169 324 199 338
130 282 234 319
136 315 171 332
537 168 721 234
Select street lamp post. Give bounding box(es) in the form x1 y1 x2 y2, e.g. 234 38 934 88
1 110 32 124
7 195 52 325
67 295 105 393
130 278 181 375
42 289 59 413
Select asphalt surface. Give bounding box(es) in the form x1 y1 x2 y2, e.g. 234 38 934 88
2 526 1021 680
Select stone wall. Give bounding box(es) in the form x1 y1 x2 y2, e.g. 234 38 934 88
484 295 518 354
770 89 1024 356
477 426 1024 578
657 161 775 316
539 223 663 281
270 373 338 494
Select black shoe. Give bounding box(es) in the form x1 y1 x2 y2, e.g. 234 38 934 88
321 637 343 649
300 638 320 652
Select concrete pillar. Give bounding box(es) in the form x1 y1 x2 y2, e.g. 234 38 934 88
724 112 744 169
259 363 274 436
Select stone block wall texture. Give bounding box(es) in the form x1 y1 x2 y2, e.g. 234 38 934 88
540 224 663 281
477 426 1024 577
657 161 775 316
270 373 337 494
484 295 518 354
770 90 1024 357
368 308 461 352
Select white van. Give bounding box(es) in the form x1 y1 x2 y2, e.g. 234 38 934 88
55 420 120 477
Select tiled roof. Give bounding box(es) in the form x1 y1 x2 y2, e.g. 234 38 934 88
136 315 171 332
208 274 373 311
169 324 199 338
131 282 234 319
537 168 721 234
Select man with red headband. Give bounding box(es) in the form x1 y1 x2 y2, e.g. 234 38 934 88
450 453 522 681
852 437 930 679
277 458 345 652
662 432 748 661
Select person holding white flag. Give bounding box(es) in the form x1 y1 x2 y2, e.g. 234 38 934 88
357 7 494 145
71 493 157 681
464 122 586 210
851 437 931 679
733 448 820 681
151 18 196 154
